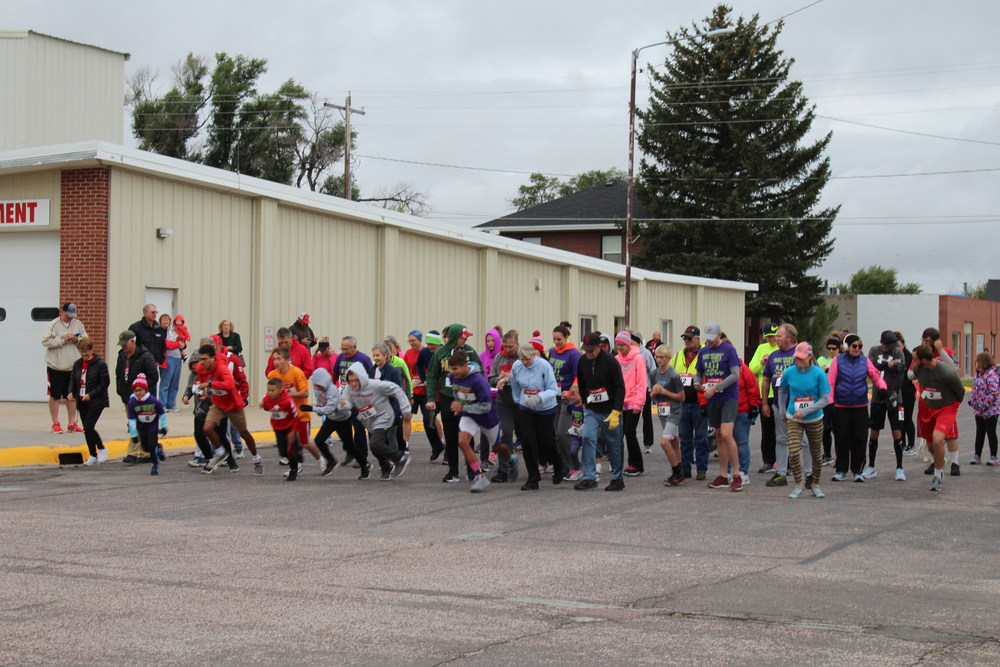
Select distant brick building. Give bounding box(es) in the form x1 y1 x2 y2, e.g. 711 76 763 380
474 180 645 264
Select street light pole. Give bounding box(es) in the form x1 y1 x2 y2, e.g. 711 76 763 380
624 27 734 327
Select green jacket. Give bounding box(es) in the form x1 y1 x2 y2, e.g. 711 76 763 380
425 323 482 402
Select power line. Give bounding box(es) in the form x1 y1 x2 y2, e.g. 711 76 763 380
817 115 1000 146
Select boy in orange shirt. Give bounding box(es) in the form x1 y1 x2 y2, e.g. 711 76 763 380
267 347 324 476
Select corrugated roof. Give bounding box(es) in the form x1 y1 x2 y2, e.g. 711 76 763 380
0 140 757 293
0 30 130 60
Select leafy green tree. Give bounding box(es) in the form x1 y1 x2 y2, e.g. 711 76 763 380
634 5 837 322
789 301 839 351
129 54 207 159
835 265 921 295
511 168 627 211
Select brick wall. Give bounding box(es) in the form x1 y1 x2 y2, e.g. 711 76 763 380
60 168 110 359
501 230 637 263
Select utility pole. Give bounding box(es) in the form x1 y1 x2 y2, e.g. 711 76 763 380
324 93 365 200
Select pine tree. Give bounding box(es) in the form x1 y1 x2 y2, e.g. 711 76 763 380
635 4 837 321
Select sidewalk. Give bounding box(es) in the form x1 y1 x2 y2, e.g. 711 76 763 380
0 400 428 467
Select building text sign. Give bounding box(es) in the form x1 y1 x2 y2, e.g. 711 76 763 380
0 199 50 227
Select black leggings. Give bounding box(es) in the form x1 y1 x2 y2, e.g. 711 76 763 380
76 400 105 457
623 410 644 472
834 406 868 475
315 417 360 463
517 409 559 482
974 415 998 458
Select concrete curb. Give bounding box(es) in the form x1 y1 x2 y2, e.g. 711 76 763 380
0 420 428 468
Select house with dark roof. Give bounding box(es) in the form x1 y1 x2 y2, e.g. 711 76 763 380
474 180 647 263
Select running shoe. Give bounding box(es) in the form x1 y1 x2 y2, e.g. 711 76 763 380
380 469 391 481
950 462 961 477
429 450 443 462
605 477 625 492
520 480 540 491
765 473 787 487
150 465 158 476
442 474 461 483
122 455 137 465
96 448 108 463
595 462 603 474
67 422 83 433
83 456 98 466
902 446 917 457
930 475 942 492
203 447 227 472
187 457 206 468
282 462 303 478
970 455 982 465
821 456 833 466
254 459 264 475
830 471 847 482
695 471 706 480
758 463 774 473
51 422 63 434
227 462 240 473
788 485 804 499
392 453 411 478
359 464 371 480
895 468 906 481
730 475 743 492
924 462 935 475
278 457 290 466
234 450 245 460
574 478 598 490
565 470 583 481
643 446 652 455
623 466 642 477
490 471 509 483
664 473 685 487
854 473 865 483
470 475 490 493
812 485 825 498
987 457 1000 466
707 475 729 489
157 446 166 462
861 466 878 479
322 460 337 477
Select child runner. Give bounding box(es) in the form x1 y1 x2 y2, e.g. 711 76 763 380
302 368 366 478
649 345 686 487
268 347 326 477
126 373 165 475
260 378 303 481
342 361 412 480
447 350 498 493
563 382 586 480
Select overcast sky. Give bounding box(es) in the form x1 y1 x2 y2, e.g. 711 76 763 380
6 0 999 295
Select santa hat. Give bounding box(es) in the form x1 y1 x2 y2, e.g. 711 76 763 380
132 373 149 390
530 330 545 354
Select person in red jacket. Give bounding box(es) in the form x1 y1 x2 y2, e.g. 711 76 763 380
196 344 262 474
260 378 302 481
264 327 314 378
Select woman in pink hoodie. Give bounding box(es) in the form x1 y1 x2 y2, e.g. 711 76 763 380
615 330 648 475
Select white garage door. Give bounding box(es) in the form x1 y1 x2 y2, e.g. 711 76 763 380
0 232 60 401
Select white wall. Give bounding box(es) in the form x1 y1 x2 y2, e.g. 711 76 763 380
856 294 938 351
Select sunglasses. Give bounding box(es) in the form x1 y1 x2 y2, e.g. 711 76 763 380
826 346 839 351
850 344 864 350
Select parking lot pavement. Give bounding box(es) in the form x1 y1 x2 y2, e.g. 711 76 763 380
2 415 999 665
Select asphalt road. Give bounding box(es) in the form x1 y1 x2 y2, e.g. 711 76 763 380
2 414 999 666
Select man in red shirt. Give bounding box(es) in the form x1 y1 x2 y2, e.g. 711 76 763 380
264 327 314 378
197 344 262 474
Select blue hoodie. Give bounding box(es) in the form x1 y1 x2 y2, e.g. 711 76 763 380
510 356 559 414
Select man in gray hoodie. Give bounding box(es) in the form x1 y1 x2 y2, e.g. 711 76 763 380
302 367 366 478
343 361 412 480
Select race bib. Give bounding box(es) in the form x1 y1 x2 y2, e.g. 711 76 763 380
898 406 905 421
657 401 671 417
680 374 694 387
270 410 289 421
525 389 540 395
921 388 942 401
793 396 815 411
455 389 476 402
588 387 609 403
706 378 722 386
774 374 783 388
445 376 452 387
358 403 378 419
137 413 157 423
568 423 582 436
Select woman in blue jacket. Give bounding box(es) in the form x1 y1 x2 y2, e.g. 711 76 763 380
506 344 563 490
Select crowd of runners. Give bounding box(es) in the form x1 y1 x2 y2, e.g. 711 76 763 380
42 303 1000 495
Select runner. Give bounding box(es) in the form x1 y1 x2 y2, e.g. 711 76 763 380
828 334 886 482
908 344 965 492
867 330 906 481
342 362 411 480
425 324 482 483
506 343 563 490
126 374 165 476
447 350 498 493
574 332 626 492
648 344 685 487
671 326 710 479
549 321 581 478
782 343 831 499
919 327 962 476
303 367 368 478
487 330 521 483
260 378 303 481
406 330 445 461
268 347 325 477
196 344 262 475
760 324 798 487
749 322 780 472
696 323 744 492
615 331 647 477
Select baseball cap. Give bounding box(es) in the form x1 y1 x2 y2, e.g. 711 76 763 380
459 326 473 339
793 342 813 359
117 330 136 346
763 322 779 336
703 323 722 342
210 334 224 345
62 302 78 318
681 325 700 339
298 312 310 324
581 332 602 352
880 330 898 347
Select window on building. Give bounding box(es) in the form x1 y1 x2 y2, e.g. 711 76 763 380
522 236 541 245
31 307 60 321
660 320 673 344
580 316 595 337
614 316 626 332
601 235 622 263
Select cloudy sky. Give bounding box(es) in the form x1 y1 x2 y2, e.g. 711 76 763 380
6 0 999 294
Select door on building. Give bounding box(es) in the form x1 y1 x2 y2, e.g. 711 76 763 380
0 232 60 401
144 287 176 320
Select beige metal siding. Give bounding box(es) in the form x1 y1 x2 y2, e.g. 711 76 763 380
0 171 61 228
488 253 565 335
107 168 255 365
578 271 625 333
1 32 125 151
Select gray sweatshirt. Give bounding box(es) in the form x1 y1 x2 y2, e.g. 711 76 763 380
310 368 352 422
343 361 411 430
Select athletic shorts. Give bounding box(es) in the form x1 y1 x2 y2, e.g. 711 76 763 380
660 420 680 440
206 405 248 432
869 402 903 431
296 420 310 449
459 415 500 446
707 399 738 427
917 402 959 440
47 368 72 399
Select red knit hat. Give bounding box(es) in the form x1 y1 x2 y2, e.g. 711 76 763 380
132 373 149 390
530 330 545 354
